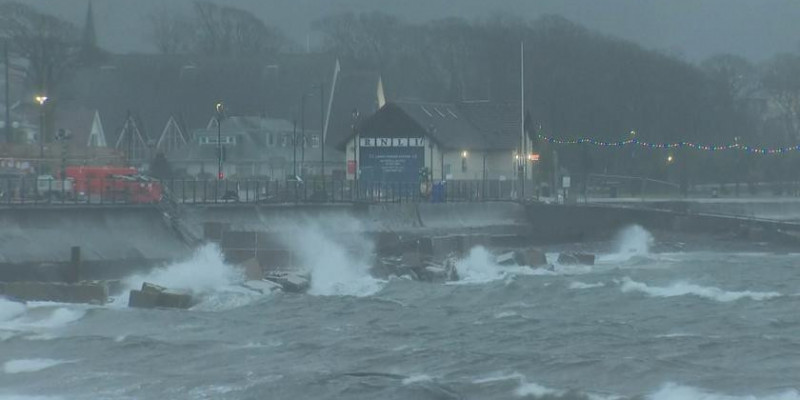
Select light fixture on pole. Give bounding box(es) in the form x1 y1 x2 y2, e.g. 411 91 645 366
35 95 48 174
215 102 224 180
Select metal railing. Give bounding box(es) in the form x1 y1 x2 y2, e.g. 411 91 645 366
0 177 525 206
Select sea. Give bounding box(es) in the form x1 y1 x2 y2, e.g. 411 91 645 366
2 224 800 399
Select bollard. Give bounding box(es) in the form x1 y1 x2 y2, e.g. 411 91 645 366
70 246 81 283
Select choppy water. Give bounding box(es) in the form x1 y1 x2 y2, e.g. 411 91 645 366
2 225 800 399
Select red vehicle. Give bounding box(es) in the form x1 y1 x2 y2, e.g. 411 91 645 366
63 166 163 203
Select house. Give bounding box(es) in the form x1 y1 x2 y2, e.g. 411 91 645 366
339 100 534 183
167 115 342 180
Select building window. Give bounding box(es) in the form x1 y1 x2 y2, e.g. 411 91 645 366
199 136 236 145
268 133 274 146
281 134 289 147
444 164 452 175
311 135 320 148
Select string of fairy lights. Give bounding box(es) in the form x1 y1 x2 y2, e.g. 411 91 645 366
536 132 800 155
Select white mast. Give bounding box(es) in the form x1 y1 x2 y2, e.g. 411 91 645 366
520 41 526 193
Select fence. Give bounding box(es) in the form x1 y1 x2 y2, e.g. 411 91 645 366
0 176 526 206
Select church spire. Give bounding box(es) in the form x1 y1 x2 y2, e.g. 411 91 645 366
80 0 100 64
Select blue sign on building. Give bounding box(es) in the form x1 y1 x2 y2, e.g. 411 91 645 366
359 137 425 183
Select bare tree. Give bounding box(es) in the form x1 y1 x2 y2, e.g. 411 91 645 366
0 2 80 93
145 5 194 55
761 54 800 140
192 1 285 57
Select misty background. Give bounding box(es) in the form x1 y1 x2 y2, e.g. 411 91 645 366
4 0 800 194
17 0 800 61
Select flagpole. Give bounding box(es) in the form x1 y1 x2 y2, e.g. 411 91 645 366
520 41 525 200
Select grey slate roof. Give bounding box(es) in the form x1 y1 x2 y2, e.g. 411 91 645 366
349 100 523 151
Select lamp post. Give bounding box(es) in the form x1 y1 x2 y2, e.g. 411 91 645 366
35 95 48 174
319 83 325 197
215 102 224 180
300 93 307 180
352 108 360 189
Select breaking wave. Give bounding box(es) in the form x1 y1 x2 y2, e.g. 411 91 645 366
569 281 606 290
599 225 654 264
2 359 75 374
454 247 538 284
619 277 781 302
280 219 384 297
119 244 264 311
647 382 800 400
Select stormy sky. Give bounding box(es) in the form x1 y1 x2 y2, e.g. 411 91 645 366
14 0 800 62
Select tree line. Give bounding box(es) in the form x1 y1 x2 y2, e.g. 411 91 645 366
3 2 800 189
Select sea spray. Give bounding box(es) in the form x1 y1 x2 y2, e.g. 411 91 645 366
616 225 653 256
119 244 263 310
279 217 383 297
122 244 241 294
598 225 655 264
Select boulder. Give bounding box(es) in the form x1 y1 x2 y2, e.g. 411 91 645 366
264 271 311 293
128 282 193 309
242 279 282 294
496 252 517 266
520 248 548 267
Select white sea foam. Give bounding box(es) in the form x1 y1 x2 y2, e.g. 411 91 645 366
515 381 563 397
119 244 266 311
280 219 383 297
648 382 800 400
452 247 539 284
0 299 26 322
402 374 433 384
619 277 781 302
598 225 654 264
122 244 243 295
2 359 74 374
569 281 606 290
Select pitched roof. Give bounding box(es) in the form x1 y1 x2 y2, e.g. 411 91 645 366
343 100 523 151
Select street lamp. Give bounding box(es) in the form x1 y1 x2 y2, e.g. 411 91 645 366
35 95 48 174
215 102 224 180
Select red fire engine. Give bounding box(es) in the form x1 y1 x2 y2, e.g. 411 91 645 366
62 166 163 203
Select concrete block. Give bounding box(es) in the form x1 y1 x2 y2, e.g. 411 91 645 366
517 248 548 267
0 281 108 304
203 222 228 242
242 279 282 294
129 282 193 309
157 290 193 309
496 252 516 266
128 289 159 308
264 272 310 293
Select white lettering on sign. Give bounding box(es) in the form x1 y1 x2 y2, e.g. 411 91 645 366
360 137 425 147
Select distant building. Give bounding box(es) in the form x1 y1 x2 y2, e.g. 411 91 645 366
339 100 531 183
167 115 342 180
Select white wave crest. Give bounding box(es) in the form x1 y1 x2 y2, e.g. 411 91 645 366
0 299 26 322
119 244 267 311
453 247 540 284
3 359 74 374
648 382 800 400
599 225 654 264
569 281 606 290
619 277 781 302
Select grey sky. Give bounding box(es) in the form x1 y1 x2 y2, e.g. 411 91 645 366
19 0 800 62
